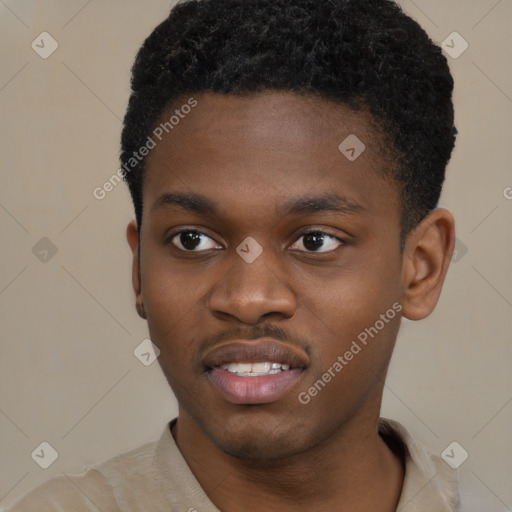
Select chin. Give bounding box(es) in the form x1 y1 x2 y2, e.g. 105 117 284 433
205 415 315 461
214 433 307 461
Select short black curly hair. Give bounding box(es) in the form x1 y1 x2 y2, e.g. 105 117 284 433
121 0 456 243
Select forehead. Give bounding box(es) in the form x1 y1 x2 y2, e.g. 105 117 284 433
142 91 398 227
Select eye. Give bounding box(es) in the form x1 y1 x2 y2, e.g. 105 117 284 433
290 230 345 253
169 230 222 252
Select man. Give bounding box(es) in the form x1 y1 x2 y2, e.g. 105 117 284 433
8 0 459 510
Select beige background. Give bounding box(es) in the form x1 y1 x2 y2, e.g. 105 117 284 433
0 0 511 509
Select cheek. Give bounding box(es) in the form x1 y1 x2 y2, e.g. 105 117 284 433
141 262 203 366
141 249 202 321
300 258 402 375
307 264 399 333
298 300 401 423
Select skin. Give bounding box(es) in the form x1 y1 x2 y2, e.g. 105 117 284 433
126 91 455 511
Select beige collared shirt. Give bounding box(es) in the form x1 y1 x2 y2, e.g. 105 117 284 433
5 418 460 511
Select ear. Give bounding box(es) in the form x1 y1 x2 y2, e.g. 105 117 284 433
126 220 145 319
400 208 455 321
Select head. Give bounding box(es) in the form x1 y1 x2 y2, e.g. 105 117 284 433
123 0 456 459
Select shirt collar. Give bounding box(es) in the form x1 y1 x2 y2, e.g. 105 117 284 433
379 418 460 511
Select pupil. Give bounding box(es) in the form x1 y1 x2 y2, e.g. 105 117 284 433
182 231 201 250
304 232 324 251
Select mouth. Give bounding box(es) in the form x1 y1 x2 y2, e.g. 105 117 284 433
219 361 291 376
203 339 309 405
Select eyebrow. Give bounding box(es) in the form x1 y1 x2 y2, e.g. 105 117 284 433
151 192 365 217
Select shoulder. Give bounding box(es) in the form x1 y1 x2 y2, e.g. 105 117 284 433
5 437 161 512
379 417 460 511
4 469 119 512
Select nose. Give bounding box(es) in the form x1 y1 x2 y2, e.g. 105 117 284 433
208 243 297 324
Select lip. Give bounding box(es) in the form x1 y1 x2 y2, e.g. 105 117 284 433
203 339 309 369
203 339 309 405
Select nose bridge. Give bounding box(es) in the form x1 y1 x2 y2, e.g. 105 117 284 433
231 250 276 291
209 241 296 322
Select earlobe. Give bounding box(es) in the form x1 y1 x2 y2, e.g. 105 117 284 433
135 299 147 319
126 220 146 319
401 208 455 321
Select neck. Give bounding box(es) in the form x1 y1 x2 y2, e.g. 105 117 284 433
173 408 404 512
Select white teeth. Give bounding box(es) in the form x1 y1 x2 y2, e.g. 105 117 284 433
220 362 291 376
252 362 271 373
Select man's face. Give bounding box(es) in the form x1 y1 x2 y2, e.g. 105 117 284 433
136 92 405 459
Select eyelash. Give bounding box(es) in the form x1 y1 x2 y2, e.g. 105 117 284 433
167 229 347 254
